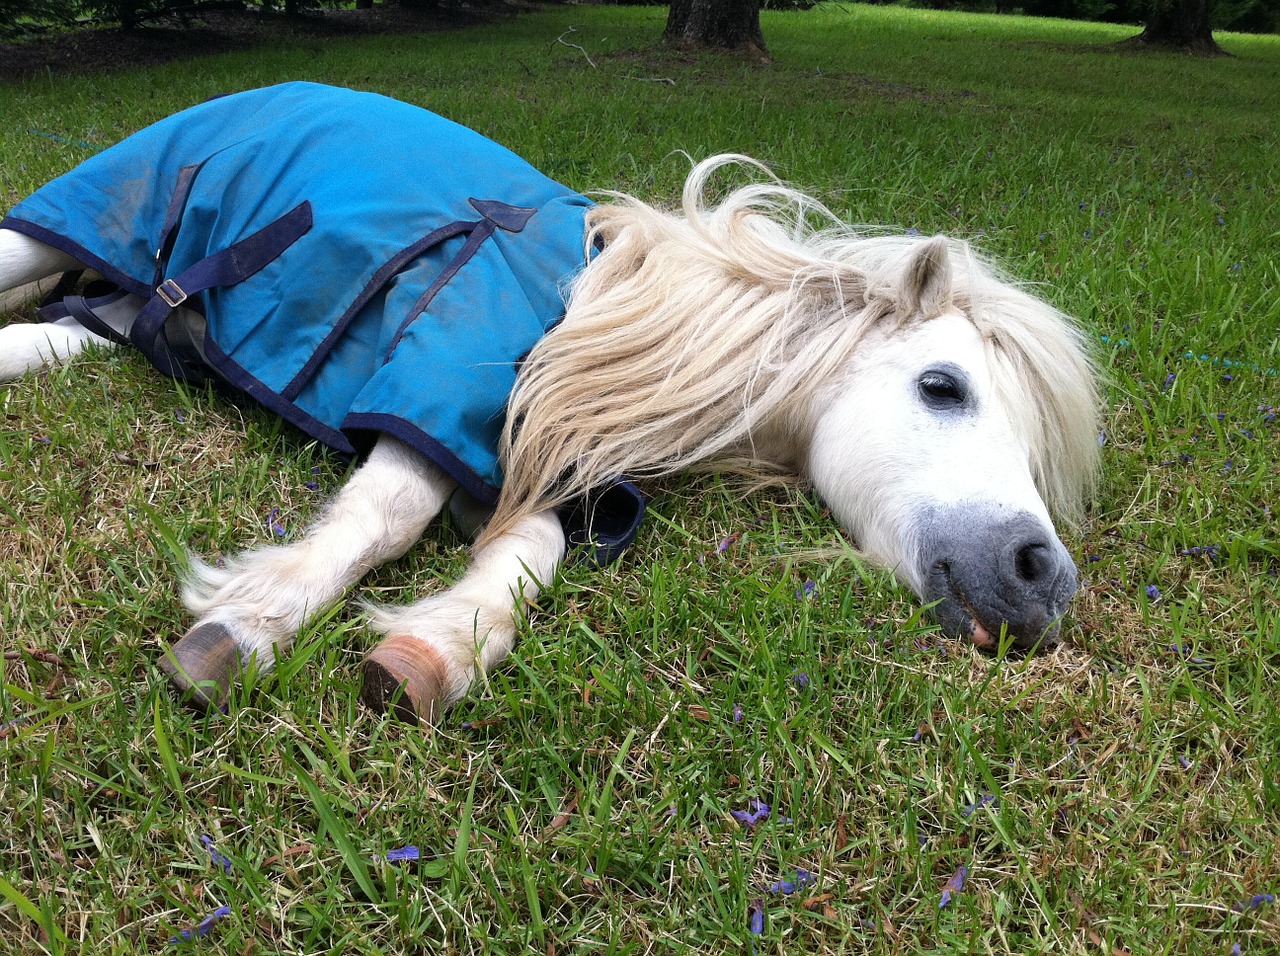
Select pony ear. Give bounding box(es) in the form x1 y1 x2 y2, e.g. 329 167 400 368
902 235 953 318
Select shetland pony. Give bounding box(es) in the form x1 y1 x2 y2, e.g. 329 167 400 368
0 124 1098 724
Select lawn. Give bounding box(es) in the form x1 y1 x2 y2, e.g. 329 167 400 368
1 3 1278 953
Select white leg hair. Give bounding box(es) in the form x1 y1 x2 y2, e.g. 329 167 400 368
0 228 82 288
163 434 456 707
360 508 566 723
0 229 132 381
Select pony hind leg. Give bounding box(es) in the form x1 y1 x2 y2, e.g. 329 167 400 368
163 434 456 710
361 509 565 724
0 229 133 380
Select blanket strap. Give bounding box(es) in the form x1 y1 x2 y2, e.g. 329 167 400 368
129 200 314 380
38 289 134 346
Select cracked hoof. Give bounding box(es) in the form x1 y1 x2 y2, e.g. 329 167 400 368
361 634 447 725
159 621 240 711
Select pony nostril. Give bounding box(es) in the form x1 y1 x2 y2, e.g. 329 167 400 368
1013 542 1053 583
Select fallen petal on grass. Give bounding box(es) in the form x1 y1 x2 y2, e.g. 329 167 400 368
731 799 772 827
1231 893 1274 912
767 868 816 894
168 905 231 944
939 865 967 908
200 835 232 874
960 793 998 817
375 845 421 863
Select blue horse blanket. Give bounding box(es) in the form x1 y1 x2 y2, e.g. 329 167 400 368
3 82 596 508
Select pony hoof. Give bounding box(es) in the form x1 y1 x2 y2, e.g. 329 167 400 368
361 635 447 725
159 621 240 711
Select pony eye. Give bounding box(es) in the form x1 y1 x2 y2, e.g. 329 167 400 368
918 370 967 408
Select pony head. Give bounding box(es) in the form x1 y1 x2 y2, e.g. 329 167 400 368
491 157 1099 652
804 235 1098 650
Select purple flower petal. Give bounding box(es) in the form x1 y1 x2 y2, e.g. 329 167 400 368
791 671 810 688
731 799 771 827
200 835 233 874
939 865 967 909
715 533 740 554
0 717 27 738
748 898 765 934
960 793 998 818
168 905 231 944
1231 893 1275 912
767 868 816 895
732 704 744 723
1180 545 1221 558
379 845 421 863
795 580 816 599
1145 584 1161 600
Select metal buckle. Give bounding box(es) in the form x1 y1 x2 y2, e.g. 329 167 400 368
156 278 188 308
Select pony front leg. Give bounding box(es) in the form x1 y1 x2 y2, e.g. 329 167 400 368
361 509 565 724
162 436 456 710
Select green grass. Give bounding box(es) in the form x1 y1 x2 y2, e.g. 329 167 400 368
2 4 1279 953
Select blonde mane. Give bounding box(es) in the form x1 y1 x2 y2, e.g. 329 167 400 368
481 157 1099 546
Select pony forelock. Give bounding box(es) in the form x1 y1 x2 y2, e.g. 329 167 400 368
480 156 1099 546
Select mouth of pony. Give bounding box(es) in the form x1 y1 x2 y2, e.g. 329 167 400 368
931 560 1068 654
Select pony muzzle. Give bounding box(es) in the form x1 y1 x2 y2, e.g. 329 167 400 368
918 507 1079 653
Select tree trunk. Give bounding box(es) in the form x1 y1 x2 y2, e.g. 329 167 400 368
1129 0 1225 54
665 0 770 61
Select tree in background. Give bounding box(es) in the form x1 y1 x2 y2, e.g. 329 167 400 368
664 0 770 59
1127 0 1225 51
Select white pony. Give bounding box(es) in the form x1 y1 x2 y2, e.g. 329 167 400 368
0 144 1098 725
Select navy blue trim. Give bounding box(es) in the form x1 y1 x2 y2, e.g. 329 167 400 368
0 218 151 298
38 269 83 307
280 219 476 402
469 198 536 233
37 290 133 346
200 334 358 455
153 164 203 288
342 411 500 504
384 219 496 363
